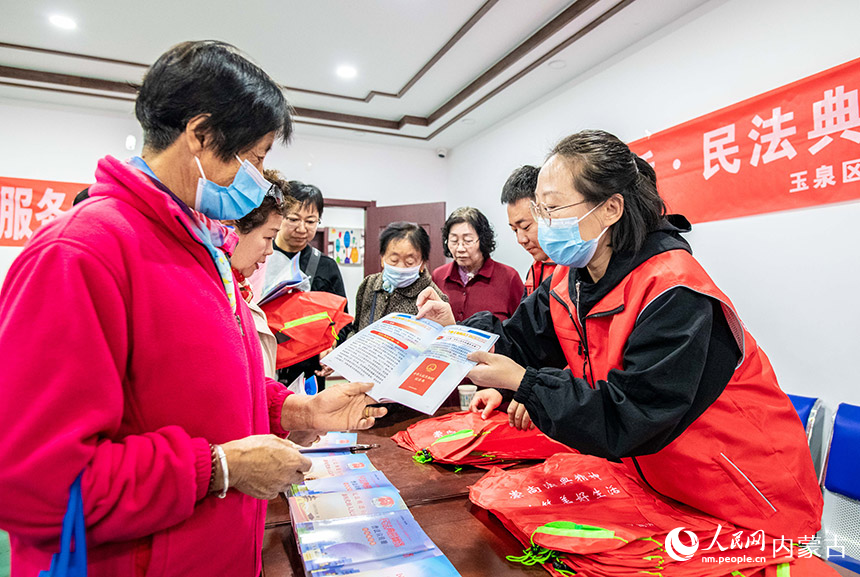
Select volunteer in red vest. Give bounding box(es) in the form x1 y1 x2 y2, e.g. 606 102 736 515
0 41 385 577
417 129 822 541
501 165 557 298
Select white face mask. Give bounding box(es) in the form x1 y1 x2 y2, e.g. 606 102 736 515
381 263 421 293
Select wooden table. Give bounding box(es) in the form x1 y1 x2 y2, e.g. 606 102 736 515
262 408 858 577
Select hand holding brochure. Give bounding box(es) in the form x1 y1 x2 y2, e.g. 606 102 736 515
321 313 498 415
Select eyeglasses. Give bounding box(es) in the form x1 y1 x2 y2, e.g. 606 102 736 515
284 215 321 229
529 199 589 226
447 237 478 248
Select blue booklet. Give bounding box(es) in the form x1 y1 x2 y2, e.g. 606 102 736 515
300 432 360 453
296 510 436 573
289 487 407 524
327 555 461 577
291 471 394 497
305 453 376 481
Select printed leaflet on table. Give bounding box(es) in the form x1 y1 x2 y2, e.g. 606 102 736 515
295 510 437 573
289 487 408 523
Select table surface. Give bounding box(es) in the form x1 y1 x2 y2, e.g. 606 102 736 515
262 408 859 577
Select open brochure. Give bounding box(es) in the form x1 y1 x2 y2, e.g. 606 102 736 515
254 250 311 306
321 313 498 415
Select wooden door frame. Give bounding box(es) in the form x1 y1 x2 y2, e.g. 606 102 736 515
318 199 376 274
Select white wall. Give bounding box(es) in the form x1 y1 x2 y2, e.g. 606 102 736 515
447 0 860 409
0 100 145 280
0 101 449 312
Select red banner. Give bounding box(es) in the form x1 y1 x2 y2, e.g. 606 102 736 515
0 177 89 247
629 57 860 223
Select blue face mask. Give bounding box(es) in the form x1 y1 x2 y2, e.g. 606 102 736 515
537 203 607 268
194 156 272 220
381 264 421 293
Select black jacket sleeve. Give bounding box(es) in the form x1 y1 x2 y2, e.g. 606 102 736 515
462 280 569 370
462 281 567 405
506 287 739 460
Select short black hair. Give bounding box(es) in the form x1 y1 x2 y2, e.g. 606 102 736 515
441 207 496 259
287 181 324 218
232 169 297 234
72 188 90 206
549 129 666 255
500 165 539 205
379 222 431 261
136 40 291 161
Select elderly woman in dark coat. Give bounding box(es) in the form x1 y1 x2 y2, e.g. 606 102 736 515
351 222 447 333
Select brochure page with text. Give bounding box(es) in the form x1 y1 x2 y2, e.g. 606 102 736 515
321 313 497 415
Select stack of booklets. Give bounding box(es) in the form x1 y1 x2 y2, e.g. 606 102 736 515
287 444 461 576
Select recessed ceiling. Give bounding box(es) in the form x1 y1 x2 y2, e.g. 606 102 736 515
0 0 709 149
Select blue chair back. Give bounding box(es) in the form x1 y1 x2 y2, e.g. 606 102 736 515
820 402 860 571
787 393 825 477
823 403 860 500
788 394 816 428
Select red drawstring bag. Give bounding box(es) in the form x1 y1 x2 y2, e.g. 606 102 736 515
471 454 837 577
261 290 353 368
391 410 577 468
471 454 722 555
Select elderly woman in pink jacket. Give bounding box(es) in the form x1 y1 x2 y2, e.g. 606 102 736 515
0 41 385 576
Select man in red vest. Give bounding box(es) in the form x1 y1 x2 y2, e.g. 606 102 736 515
501 165 557 298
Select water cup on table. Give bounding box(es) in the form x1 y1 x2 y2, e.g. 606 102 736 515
458 384 477 411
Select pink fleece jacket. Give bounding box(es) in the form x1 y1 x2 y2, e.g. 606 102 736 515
0 156 292 576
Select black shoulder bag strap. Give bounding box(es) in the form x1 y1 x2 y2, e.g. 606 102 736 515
306 247 322 285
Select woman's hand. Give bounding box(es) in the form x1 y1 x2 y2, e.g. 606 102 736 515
282 383 388 432
288 430 322 447
315 347 335 377
507 400 534 431
469 388 503 419
219 435 311 500
466 351 526 391
315 366 334 378
416 287 456 326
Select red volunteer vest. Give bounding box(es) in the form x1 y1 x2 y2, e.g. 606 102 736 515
547 249 822 539
525 260 557 296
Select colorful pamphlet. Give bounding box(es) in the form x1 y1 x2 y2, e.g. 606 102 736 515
291 471 394 497
289 487 407 524
305 453 376 481
321 313 498 414
296 510 436 573
299 432 359 453
324 554 461 577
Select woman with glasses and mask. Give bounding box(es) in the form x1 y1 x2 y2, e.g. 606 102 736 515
0 41 385 576
270 181 347 386
431 206 524 322
349 222 448 335
417 130 821 544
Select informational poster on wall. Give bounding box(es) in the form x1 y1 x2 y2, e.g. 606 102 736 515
328 227 364 265
628 57 860 224
0 177 88 247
